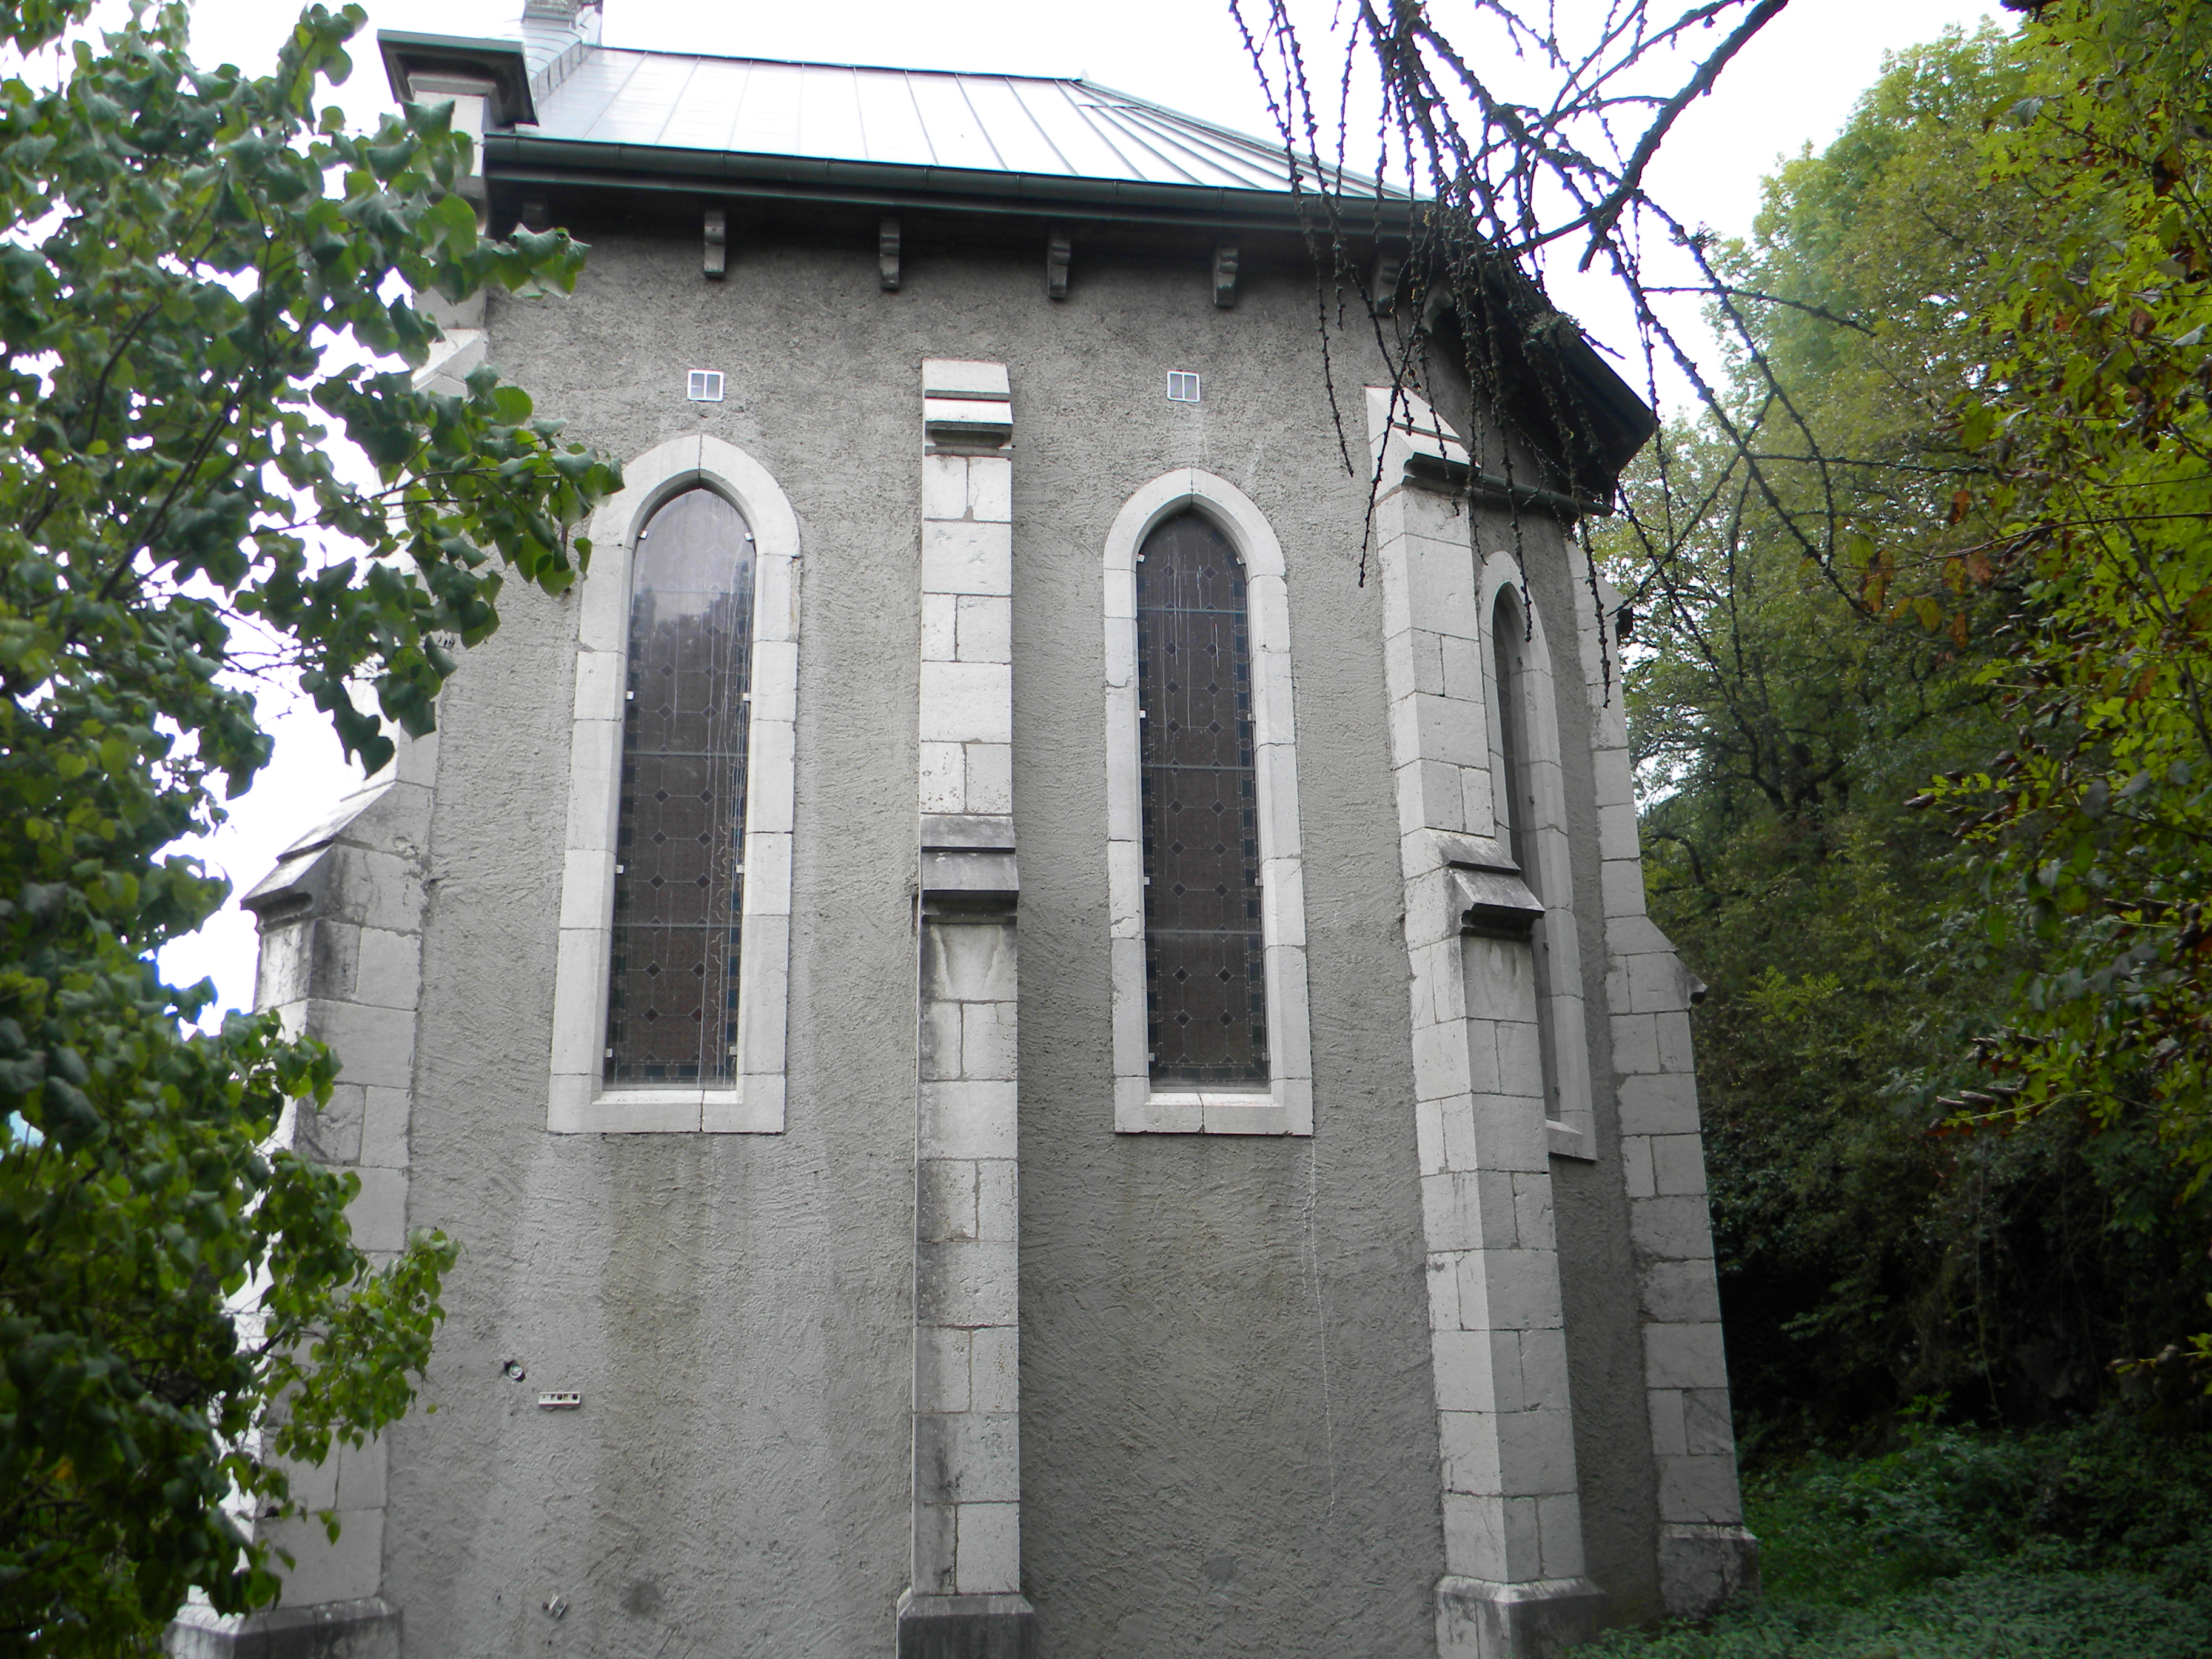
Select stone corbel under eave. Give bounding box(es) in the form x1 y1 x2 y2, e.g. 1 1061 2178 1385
1045 230 1071 301
880 216 903 291
1212 241 1238 308
703 206 728 278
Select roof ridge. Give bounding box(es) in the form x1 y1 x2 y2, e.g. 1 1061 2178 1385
1073 76 1393 197
595 41 1087 85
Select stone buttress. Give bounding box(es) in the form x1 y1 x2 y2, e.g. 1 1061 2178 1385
167 732 440 1659
896 359 1037 1658
1364 386 1757 1656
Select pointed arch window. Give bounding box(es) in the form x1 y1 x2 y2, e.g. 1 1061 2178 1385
548 434 802 1135
605 488 756 1085
1481 562 1596 1156
1103 471 1313 1136
1489 583 1560 1111
1137 511 1267 1085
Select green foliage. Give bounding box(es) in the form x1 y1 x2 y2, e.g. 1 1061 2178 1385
1762 1410 2212 1600
1594 1417 2212 1655
1593 1569 2210 1658
1610 28 2038 1437
0 1 619 1649
1918 0 2212 1256
1608 12 2212 1438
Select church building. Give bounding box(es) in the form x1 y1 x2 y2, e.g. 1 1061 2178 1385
171 2 1758 1654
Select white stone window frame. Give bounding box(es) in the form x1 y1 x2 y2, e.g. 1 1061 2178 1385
548 434 800 1134
1478 551 1597 1159
1104 469 1315 1136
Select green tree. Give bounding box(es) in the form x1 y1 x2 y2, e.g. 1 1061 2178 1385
1927 0 2212 1361
0 2 619 1649
1614 21 2212 1435
1233 0 2212 1429
1607 30 2020 1435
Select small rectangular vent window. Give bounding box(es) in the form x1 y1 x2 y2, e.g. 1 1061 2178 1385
688 370 725 403
1167 370 1201 403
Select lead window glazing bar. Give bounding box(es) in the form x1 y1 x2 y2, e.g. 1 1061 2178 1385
605 488 757 1085
1136 511 1267 1085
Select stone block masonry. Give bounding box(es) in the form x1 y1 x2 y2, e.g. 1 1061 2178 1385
174 726 442 1657
1366 390 1608 1657
900 360 1037 1659
1567 535 1762 1620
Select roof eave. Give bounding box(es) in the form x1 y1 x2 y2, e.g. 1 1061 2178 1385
481 132 1416 235
1557 330 1660 475
477 132 1652 487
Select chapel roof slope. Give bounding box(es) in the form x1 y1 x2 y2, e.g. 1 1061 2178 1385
380 7 1397 220
520 50 1391 199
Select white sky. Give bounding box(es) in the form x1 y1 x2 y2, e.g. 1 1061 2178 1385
161 0 2004 1017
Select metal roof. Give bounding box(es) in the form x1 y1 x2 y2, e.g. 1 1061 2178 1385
511 49 1384 198
380 8 1392 203
380 8 1406 231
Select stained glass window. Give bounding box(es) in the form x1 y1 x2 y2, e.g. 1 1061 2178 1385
604 488 756 1085
1492 584 1562 1114
1137 511 1268 1085
1492 586 1535 888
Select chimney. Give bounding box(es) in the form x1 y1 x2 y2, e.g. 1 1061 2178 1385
522 0 602 35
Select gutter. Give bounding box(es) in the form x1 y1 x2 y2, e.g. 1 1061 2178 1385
481 133 1421 236
1405 451 1614 520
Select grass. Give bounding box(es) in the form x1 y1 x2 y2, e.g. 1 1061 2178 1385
1592 1413 2212 1657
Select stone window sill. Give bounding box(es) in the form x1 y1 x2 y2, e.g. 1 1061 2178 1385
548 1073 786 1134
1114 1079 1312 1136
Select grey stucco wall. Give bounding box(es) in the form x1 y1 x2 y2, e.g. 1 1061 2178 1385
379 221 1656 1657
